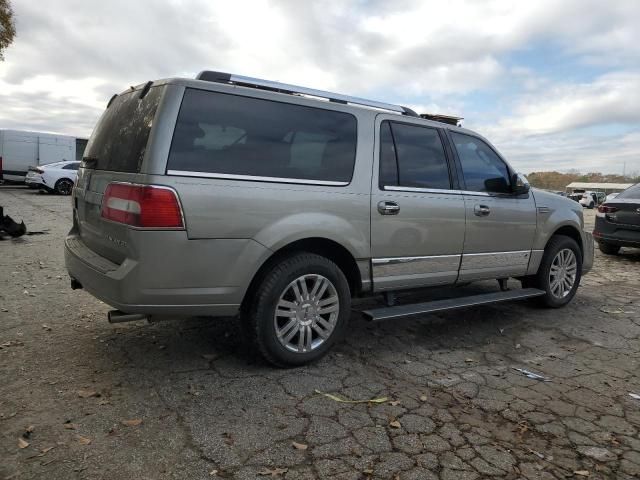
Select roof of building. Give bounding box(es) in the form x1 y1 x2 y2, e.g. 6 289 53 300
567 182 634 190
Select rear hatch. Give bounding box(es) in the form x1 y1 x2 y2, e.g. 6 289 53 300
73 84 165 264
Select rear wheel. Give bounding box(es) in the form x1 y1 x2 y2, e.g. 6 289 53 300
54 178 74 195
598 242 620 255
243 253 351 367
522 235 582 308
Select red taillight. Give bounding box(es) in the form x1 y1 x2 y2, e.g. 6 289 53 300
101 183 184 229
597 205 618 214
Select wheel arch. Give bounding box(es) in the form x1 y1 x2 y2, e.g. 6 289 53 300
549 225 583 254
241 237 363 311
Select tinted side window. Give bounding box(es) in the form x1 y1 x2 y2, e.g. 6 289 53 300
63 162 80 170
390 123 450 189
167 89 357 183
451 132 511 193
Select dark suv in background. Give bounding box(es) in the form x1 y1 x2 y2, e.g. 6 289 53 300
594 183 640 254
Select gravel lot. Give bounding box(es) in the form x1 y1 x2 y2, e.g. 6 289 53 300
1 185 639 480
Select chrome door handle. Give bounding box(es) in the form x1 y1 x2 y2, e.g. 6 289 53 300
474 204 490 216
378 201 400 215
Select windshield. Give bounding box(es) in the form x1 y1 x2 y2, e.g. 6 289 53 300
83 85 164 172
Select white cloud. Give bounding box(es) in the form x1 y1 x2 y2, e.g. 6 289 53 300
1 0 639 172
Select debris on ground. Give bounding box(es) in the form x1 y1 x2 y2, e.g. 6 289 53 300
513 367 551 382
257 466 288 476
314 390 388 404
0 206 27 238
577 446 617 462
629 393 640 400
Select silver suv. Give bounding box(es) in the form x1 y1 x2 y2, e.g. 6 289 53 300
65 72 594 366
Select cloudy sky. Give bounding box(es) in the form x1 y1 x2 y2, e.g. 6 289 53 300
1 0 639 174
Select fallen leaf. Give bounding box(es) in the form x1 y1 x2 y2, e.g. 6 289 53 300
314 390 388 404
64 423 79 430
573 471 590 477
258 467 288 476
419 395 427 402
42 324 52 331
209 469 218 476
629 393 640 400
363 469 374 474
40 446 55 455
17 437 30 449
291 441 308 450
122 419 143 427
600 306 624 314
76 435 91 445
465 358 475 363
389 400 401 406
389 420 401 429
77 390 99 398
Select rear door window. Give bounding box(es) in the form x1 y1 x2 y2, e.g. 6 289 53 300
379 120 451 190
83 86 164 172
167 89 358 184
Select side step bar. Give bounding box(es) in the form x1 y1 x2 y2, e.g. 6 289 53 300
362 288 545 322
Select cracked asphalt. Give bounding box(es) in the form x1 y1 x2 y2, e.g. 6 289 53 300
1 185 639 480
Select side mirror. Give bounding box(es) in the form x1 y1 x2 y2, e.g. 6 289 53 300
512 173 530 195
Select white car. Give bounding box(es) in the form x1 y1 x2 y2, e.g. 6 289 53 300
605 192 619 202
25 160 80 195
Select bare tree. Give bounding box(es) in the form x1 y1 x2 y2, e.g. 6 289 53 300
0 0 16 61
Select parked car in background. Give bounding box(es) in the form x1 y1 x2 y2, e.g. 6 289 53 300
594 183 640 254
568 190 605 208
65 71 594 366
25 161 80 195
0 129 87 182
605 192 619 202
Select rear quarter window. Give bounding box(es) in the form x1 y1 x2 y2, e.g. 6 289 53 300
167 89 358 184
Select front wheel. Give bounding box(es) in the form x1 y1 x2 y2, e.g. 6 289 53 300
243 253 351 367
522 236 582 308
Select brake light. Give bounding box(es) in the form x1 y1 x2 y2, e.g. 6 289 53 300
597 205 618 214
101 183 184 229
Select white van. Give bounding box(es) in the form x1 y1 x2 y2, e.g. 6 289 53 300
0 129 88 182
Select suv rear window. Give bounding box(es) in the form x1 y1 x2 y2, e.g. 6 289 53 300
83 86 164 172
167 89 357 184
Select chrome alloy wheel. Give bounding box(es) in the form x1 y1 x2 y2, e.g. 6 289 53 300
273 274 340 353
549 248 578 299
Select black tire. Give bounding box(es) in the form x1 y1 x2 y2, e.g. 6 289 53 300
588 202 595 209
243 253 351 367
522 235 582 308
54 178 74 195
598 242 620 255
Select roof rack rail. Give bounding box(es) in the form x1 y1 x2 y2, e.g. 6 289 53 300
196 71 419 117
419 113 463 127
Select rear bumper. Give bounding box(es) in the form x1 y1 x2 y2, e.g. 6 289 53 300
64 232 270 317
593 231 640 248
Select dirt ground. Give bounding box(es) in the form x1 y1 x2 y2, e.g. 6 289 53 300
1 185 639 480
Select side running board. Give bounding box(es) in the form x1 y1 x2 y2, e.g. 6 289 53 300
362 288 545 322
